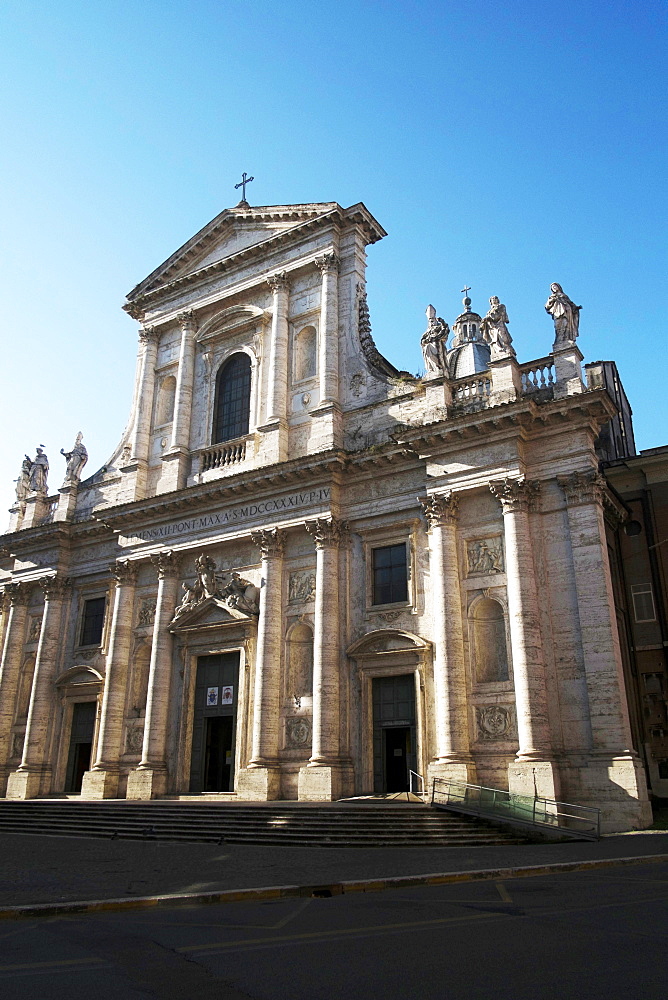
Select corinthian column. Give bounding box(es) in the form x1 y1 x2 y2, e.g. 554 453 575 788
558 469 650 830
0 583 31 795
7 576 71 800
81 560 138 799
237 528 285 801
164 310 197 490
126 551 180 800
314 253 340 407
299 517 347 801
489 478 560 800
130 326 159 465
420 493 475 784
266 272 289 424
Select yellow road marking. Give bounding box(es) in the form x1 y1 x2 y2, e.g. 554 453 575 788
0 957 105 973
496 882 513 903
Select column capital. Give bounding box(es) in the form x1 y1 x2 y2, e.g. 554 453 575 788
138 325 158 346
267 271 289 294
557 469 606 507
251 527 286 558
151 550 181 579
4 581 32 607
314 252 340 275
126 301 146 322
39 575 71 600
490 477 541 514
419 492 459 527
176 309 197 334
111 559 138 586
305 517 348 549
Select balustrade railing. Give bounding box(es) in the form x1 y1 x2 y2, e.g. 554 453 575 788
520 357 555 394
452 373 491 404
200 436 249 473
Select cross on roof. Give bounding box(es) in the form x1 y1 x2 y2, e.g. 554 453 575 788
235 172 254 202
461 285 471 297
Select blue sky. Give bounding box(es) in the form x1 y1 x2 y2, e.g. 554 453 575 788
1 0 666 515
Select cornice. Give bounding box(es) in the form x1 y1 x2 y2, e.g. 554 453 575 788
0 521 71 556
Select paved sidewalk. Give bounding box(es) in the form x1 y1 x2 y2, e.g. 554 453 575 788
1 830 667 908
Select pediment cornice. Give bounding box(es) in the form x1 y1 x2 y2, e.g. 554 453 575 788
168 595 256 633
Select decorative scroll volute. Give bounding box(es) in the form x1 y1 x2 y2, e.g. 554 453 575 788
176 309 197 334
489 477 541 514
151 550 181 579
305 517 347 549
251 528 286 558
138 325 158 346
419 492 459 527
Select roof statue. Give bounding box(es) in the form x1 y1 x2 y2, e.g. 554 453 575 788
26 447 49 495
60 432 88 486
421 304 450 374
480 296 515 359
545 282 581 346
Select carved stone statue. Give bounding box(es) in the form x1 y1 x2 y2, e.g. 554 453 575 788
195 553 219 599
221 572 259 616
28 447 49 494
15 456 32 502
480 297 515 359
421 305 449 374
545 283 581 345
60 432 88 485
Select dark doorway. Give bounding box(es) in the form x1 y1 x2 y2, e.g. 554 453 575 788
64 702 96 794
190 653 239 794
372 674 417 793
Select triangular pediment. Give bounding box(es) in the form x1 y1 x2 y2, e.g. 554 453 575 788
169 595 256 633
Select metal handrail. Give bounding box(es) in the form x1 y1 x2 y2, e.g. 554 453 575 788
431 778 600 841
408 770 425 797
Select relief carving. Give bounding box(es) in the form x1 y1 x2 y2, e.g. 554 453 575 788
467 537 504 576
28 615 42 641
476 705 517 741
288 571 316 604
125 724 144 754
11 733 24 759
138 599 156 627
285 716 312 748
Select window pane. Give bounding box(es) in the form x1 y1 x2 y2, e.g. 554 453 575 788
373 544 408 605
81 597 105 646
213 354 251 443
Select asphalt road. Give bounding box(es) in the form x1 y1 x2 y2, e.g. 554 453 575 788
1 861 667 999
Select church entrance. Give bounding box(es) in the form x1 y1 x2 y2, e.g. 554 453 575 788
372 675 417 793
190 653 238 793
64 701 96 794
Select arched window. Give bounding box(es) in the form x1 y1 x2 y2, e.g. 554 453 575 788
287 623 314 699
156 375 176 425
212 353 251 444
294 326 317 382
471 598 509 683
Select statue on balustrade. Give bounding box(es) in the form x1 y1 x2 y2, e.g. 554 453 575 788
28 447 49 494
421 304 449 374
481 297 515 359
545 283 581 345
60 432 88 485
15 455 32 502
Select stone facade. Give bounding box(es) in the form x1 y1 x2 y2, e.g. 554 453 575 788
0 199 652 831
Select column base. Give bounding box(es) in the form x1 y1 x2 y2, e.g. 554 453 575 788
508 758 561 801
126 768 168 800
236 766 281 801
5 769 45 800
561 753 652 833
427 759 477 790
298 763 349 802
80 768 120 800
256 421 288 464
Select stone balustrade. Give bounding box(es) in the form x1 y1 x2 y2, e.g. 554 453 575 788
520 357 555 394
199 436 250 473
452 373 492 407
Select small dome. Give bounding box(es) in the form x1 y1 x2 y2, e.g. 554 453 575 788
447 341 491 378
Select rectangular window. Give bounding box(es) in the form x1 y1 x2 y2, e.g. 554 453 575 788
631 584 656 623
372 544 408 606
80 597 106 646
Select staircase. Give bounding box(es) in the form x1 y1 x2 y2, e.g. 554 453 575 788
0 800 525 848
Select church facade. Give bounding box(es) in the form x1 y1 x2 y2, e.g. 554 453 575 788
0 199 652 831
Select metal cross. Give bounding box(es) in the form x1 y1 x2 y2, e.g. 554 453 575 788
461 285 471 297
235 172 254 201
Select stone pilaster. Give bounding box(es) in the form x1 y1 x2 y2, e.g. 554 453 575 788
489 478 560 800
419 494 475 786
126 326 159 499
163 311 197 490
0 583 31 795
261 272 290 464
299 517 347 801
126 551 180 800
488 354 523 405
81 560 138 799
7 576 71 800
552 343 584 398
310 254 342 450
558 470 651 830
236 528 286 801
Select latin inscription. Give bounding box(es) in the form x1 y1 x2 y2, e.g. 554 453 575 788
120 487 331 545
